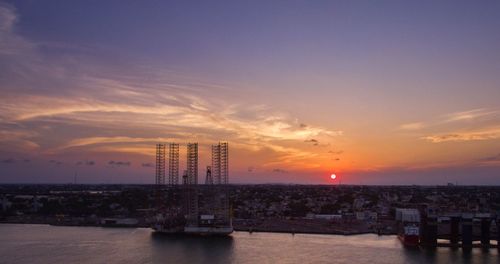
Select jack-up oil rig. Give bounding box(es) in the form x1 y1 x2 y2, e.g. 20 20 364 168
151 142 232 235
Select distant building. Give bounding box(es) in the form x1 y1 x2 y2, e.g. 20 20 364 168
356 211 377 221
305 213 342 220
1 196 12 212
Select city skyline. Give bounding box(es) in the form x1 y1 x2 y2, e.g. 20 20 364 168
1 1 500 184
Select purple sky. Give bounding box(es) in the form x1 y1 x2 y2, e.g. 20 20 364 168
0 1 499 184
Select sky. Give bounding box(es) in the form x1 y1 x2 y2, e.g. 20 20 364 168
0 0 499 184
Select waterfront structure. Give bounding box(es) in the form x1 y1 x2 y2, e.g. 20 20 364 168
155 144 166 185
396 208 498 250
185 143 199 227
395 208 420 247
211 142 228 184
210 142 231 227
168 143 179 185
155 143 180 186
205 166 213 185
153 142 233 235
186 143 198 185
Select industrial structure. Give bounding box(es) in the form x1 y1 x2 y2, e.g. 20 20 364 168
396 208 499 250
155 143 180 186
168 143 179 185
205 166 213 185
209 142 231 227
185 143 199 227
211 142 228 184
395 208 420 247
155 144 166 185
186 143 198 185
152 142 233 235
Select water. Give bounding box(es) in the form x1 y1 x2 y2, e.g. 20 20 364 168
0 224 497 263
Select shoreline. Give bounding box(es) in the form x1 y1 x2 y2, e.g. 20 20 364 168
233 227 381 236
0 221 395 236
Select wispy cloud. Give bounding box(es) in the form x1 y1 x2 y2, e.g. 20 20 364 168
399 122 425 130
304 139 319 146
400 108 500 147
478 153 500 163
444 108 499 122
57 137 167 151
399 108 499 132
0 129 40 151
0 5 34 55
422 127 500 143
0 5 343 175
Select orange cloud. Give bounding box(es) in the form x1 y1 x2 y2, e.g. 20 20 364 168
421 127 500 143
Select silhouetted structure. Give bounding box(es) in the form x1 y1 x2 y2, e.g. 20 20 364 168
401 210 498 250
212 142 228 184
152 142 233 235
461 214 473 251
395 208 420 247
185 143 199 227
168 143 179 186
155 144 166 185
186 143 198 185
205 166 213 185
210 142 230 226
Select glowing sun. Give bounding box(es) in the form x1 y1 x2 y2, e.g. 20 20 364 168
330 174 337 180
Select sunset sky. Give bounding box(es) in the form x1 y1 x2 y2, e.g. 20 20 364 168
1 1 499 184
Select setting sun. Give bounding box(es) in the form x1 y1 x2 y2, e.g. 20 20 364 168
330 174 337 180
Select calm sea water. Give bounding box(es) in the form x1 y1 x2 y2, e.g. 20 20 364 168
0 224 497 263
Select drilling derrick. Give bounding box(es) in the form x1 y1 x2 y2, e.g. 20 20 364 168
220 142 228 184
168 143 179 185
182 170 188 185
182 169 189 217
152 142 233 235
185 143 199 226
187 143 198 184
205 166 213 185
155 144 166 185
211 142 230 226
212 144 221 184
211 142 228 184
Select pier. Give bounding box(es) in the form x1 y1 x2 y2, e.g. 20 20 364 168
403 209 500 251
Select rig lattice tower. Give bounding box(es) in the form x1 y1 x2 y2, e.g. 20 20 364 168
211 142 230 225
185 143 199 226
212 142 229 184
155 143 166 185
168 143 179 185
